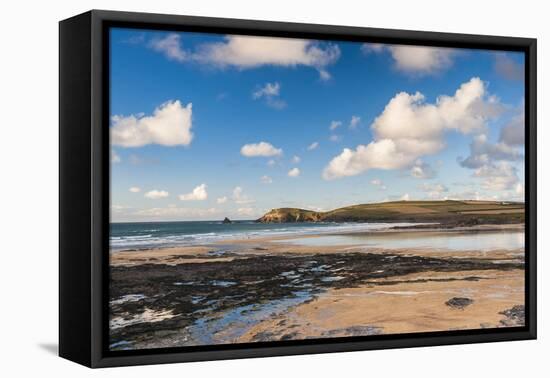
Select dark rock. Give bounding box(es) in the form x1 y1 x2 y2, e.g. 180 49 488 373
222 217 232 224
323 325 382 337
445 297 474 310
499 305 525 327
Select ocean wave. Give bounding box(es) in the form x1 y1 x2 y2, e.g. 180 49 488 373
109 222 426 251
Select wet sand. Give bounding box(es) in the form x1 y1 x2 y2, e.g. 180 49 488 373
109 225 525 350
239 269 524 342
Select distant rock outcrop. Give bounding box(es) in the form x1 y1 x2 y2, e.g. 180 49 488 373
256 208 322 223
222 217 232 224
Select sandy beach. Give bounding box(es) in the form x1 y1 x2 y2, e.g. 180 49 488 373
109 224 525 350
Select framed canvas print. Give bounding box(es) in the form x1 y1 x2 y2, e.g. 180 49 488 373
59 10 536 368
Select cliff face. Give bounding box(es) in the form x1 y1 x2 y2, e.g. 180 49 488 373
256 208 323 223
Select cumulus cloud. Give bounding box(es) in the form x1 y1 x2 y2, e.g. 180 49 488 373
329 120 342 131
253 82 280 98
499 112 525 146
129 187 141 193
179 184 208 201
288 167 301 177
323 77 502 180
420 183 449 199
252 82 286 109
494 53 524 81
144 190 169 199
410 159 437 179
216 196 228 204
400 193 411 201
260 175 273 184
459 134 523 169
150 33 340 80
307 141 319 151
149 33 187 62
111 100 193 147
240 142 283 157
291 155 301 164
362 43 456 75
473 162 520 191
349 115 361 129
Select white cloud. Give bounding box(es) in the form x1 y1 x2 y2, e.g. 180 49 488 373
410 159 436 179
179 184 208 201
401 193 411 201
216 196 228 204
129 187 141 193
420 183 449 199
260 175 273 184
323 77 502 180
361 43 385 53
149 33 187 62
363 43 456 75
459 134 523 169
473 162 520 191
232 186 254 204
329 120 342 131
349 115 361 129
253 82 286 109
111 100 193 147
307 141 319 151
253 82 280 98
291 155 301 164
111 150 121 163
499 112 525 146
494 53 524 81
267 159 276 167
329 135 341 142
150 33 340 80
240 142 283 157
288 167 301 177
144 190 169 199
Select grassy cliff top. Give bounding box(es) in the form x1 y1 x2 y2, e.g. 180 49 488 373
256 200 524 225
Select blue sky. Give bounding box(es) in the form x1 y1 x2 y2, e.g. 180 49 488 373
110 28 525 222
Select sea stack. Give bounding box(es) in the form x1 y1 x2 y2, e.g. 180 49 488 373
222 217 232 224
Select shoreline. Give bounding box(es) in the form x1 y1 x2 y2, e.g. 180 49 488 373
109 223 525 350
110 222 525 254
110 223 524 266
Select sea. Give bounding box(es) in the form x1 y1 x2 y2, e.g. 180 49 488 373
109 220 420 251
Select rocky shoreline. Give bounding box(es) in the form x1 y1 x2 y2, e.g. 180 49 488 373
110 248 524 350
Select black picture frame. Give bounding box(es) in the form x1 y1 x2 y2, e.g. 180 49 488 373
59 9 537 368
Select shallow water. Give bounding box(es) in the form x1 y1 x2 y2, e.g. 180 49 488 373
187 290 313 344
279 230 525 251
